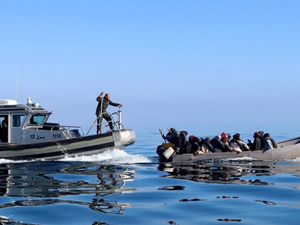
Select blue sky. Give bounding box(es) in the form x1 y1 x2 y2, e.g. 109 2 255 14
1 1 300 134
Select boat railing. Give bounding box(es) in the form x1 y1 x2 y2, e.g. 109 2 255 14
59 125 85 137
86 110 124 135
25 123 85 136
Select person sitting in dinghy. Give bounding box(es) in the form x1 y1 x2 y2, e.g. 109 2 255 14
157 128 177 162
248 131 264 150
189 135 201 154
230 133 250 153
226 133 231 145
190 136 214 155
210 133 232 153
210 135 223 153
199 137 215 153
221 132 234 152
263 133 277 152
173 130 191 154
159 128 176 145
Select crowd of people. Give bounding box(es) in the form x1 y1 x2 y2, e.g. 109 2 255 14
157 128 277 159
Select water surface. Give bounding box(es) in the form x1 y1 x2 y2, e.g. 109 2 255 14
0 129 300 225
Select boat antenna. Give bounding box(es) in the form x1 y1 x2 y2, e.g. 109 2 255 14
15 75 19 101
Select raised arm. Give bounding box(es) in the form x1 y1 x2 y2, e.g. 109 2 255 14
96 91 104 101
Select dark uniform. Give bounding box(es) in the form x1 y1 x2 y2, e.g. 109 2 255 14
95 96 120 133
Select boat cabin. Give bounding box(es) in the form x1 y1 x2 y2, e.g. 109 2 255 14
0 98 81 145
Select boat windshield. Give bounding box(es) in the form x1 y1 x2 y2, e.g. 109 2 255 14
28 115 47 126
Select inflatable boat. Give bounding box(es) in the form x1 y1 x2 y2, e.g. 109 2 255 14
157 136 300 162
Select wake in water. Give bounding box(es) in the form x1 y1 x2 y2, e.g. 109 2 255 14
59 148 152 164
0 158 27 164
0 148 151 164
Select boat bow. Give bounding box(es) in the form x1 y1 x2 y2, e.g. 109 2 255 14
113 129 136 148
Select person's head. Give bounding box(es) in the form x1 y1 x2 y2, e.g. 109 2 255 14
215 135 221 140
170 128 175 133
182 131 188 136
221 132 228 141
253 132 258 138
254 132 263 138
189 135 195 142
227 133 231 140
233 133 241 140
264 133 270 138
104 93 110 100
205 137 211 142
233 134 239 140
258 131 264 136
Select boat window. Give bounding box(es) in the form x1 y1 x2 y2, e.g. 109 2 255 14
0 115 8 142
28 115 46 126
0 116 9 128
13 115 26 127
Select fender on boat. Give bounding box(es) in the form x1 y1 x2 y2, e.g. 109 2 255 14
163 147 175 159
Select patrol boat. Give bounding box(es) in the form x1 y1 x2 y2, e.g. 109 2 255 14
0 98 136 160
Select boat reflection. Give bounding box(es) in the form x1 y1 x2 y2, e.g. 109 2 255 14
0 161 136 214
158 159 300 185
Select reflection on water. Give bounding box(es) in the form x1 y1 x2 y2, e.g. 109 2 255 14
0 161 136 215
157 159 300 224
158 159 300 186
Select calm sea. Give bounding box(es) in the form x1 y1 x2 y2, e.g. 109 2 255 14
1 125 300 225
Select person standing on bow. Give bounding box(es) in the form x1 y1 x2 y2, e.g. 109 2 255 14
95 92 122 134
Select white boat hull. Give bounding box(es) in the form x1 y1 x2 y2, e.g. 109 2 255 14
0 129 136 160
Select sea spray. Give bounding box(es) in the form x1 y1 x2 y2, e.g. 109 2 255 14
59 148 152 164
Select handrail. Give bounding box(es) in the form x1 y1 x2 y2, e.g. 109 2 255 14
86 110 124 136
25 124 85 136
59 125 85 136
24 110 124 137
